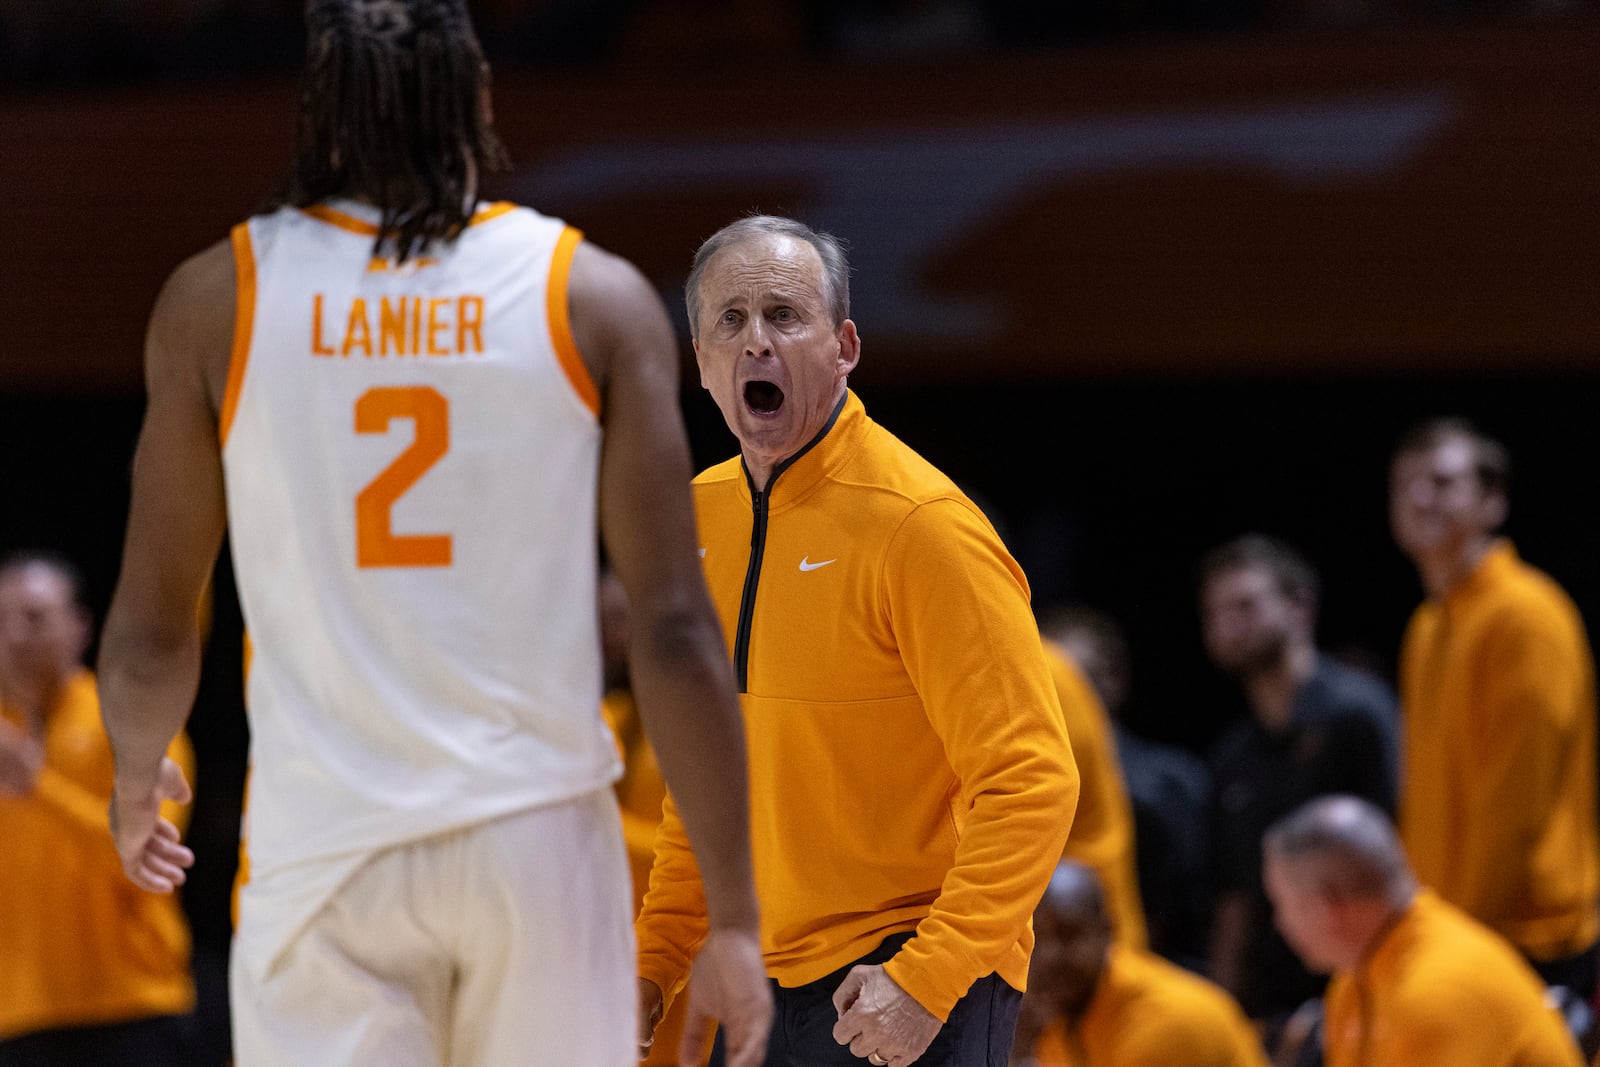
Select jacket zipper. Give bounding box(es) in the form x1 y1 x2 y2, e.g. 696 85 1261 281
728 393 849 694
733 482 768 693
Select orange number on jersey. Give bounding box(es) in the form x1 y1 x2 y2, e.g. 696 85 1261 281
354 386 452 568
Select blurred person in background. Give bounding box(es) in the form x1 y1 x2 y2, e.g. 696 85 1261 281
1263 795 1584 1067
1044 604 1212 969
0 552 197 1066
1198 534 1398 1049
1390 419 1600 1000
1012 861 1268 1067
1037 621 1148 951
635 214 1079 1067
91 0 769 1064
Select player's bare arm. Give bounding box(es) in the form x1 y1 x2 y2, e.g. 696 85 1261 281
571 240 772 1066
97 241 233 893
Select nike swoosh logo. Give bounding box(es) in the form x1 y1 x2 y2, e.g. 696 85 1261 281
798 557 837 572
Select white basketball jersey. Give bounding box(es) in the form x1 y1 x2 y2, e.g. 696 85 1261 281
221 200 618 887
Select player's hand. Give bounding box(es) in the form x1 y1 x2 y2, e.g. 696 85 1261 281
0 718 43 797
638 978 665 1060
831 963 941 1066
679 927 771 1067
109 756 194 893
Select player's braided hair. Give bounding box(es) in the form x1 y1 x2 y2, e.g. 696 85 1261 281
274 0 510 261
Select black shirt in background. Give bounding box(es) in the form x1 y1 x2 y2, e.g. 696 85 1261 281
1207 655 1400 1021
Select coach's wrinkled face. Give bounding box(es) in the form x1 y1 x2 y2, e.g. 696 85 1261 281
692 234 859 483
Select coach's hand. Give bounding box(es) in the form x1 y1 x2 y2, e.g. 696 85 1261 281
679 927 771 1067
109 756 194 893
832 964 940 1066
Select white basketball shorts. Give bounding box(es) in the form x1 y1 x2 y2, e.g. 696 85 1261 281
230 787 635 1066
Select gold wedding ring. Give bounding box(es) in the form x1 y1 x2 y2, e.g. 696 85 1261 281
868 1054 888 1066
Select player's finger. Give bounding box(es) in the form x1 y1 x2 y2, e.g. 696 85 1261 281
130 866 177 893
139 854 188 889
149 839 196 869
149 825 192 855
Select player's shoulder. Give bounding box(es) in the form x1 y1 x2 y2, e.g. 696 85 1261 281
568 233 651 297
164 237 237 305
148 237 237 360
567 237 669 341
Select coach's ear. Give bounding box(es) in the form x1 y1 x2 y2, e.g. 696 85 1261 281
834 320 860 379
694 338 712 391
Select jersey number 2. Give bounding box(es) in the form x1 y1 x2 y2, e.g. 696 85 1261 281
354 386 452 568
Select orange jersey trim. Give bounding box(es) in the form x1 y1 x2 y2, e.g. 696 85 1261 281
470 201 517 226
547 226 599 418
300 203 380 237
231 766 250 928
300 201 517 238
219 223 257 446
231 631 253 928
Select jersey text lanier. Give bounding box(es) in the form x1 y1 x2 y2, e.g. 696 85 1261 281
311 293 486 358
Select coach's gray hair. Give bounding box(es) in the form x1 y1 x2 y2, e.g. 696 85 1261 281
684 215 851 337
1263 795 1414 903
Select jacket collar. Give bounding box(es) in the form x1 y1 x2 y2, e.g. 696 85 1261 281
738 389 865 511
1443 538 1518 608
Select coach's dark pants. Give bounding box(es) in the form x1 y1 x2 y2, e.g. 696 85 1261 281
709 932 1022 1067
0 1014 195 1067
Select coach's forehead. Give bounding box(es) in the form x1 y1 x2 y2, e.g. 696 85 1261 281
702 235 824 300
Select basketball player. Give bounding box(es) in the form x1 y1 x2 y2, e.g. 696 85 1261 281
95 2 770 1065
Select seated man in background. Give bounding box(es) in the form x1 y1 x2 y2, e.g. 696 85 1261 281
0 552 196 1065
1263 795 1584 1067
1013 861 1267 1067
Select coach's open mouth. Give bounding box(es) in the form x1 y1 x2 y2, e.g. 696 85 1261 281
744 380 784 415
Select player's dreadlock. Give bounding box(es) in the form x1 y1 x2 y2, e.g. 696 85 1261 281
274 0 510 262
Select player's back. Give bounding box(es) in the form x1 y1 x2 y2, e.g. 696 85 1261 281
221 199 616 876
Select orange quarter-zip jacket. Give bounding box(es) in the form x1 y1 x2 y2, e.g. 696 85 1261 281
1026 944 1268 1067
635 390 1079 1020
0 671 195 1040
1398 540 1600 960
1323 890 1583 1067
